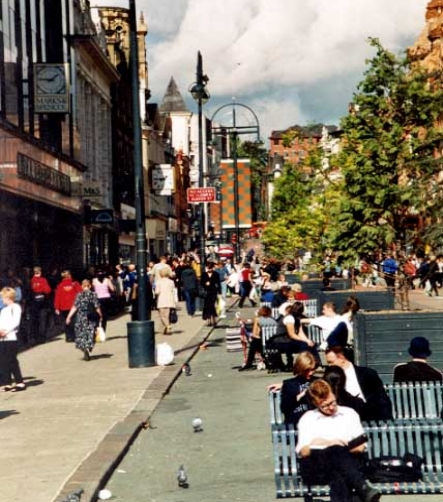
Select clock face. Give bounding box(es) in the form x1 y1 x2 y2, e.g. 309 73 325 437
36 65 66 95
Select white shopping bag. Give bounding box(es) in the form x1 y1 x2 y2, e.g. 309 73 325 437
249 286 258 302
95 323 106 343
156 342 174 366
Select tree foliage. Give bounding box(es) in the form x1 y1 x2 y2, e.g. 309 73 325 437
261 146 339 259
262 38 443 261
327 38 443 259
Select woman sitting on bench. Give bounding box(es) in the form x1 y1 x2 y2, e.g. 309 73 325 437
267 302 319 371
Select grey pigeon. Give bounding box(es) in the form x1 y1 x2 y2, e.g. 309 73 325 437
177 464 189 488
60 488 84 502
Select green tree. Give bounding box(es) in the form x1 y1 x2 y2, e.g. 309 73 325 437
328 38 443 259
261 145 338 259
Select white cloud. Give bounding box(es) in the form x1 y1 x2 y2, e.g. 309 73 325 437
92 0 429 137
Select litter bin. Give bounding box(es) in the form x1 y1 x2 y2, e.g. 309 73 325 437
127 320 156 367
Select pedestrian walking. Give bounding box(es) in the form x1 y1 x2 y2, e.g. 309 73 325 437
180 259 198 317
238 262 256 308
424 255 439 297
66 279 102 361
154 268 176 334
201 262 221 327
54 270 82 342
92 269 115 331
30 266 51 343
0 287 26 392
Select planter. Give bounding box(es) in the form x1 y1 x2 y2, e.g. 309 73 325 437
314 290 394 316
354 310 443 384
294 278 352 296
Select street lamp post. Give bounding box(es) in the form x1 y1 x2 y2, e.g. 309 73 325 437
126 0 155 367
211 102 261 263
189 51 210 273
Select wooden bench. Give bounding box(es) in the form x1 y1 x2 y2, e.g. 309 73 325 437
273 421 443 499
269 382 443 426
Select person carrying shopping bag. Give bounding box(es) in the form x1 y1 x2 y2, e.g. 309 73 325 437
155 268 176 334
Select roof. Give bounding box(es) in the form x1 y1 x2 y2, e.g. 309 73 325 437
269 123 338 139
159 77 189 113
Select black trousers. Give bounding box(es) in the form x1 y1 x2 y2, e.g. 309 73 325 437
245 337 263 367
300 446 366 502
59 310 75 341
31 304 50 342
0 341 24 386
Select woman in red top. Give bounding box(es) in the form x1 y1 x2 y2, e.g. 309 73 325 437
238 262 257 308
54 270 82 342
30 267 52 344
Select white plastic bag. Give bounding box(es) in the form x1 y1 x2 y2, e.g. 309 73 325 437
216 296 226 316
156 342 174 366
95 323 106 343
249 286 258 301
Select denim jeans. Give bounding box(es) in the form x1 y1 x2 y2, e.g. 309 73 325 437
183 289 196 316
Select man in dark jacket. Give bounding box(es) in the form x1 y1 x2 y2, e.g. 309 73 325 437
180 260 198 317
393 337 442 383
326 345 393 422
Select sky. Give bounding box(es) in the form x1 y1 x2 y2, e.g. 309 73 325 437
91 0 430 141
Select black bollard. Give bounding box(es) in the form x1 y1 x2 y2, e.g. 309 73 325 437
127 320 156 367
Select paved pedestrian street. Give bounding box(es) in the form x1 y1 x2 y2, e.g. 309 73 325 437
1 290 443 502
104 326 276 502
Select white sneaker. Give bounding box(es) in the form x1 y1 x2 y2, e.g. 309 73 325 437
257 362 266 371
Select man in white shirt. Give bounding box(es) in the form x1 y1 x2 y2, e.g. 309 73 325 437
310 302 343 339
297 380 381 502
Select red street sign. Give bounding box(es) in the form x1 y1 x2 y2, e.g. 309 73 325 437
187 187 216 203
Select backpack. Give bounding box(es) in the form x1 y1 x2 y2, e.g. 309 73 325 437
364 453 423 483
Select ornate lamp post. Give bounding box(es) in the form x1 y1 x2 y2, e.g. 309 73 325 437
211 102 260 262
189 51 210 273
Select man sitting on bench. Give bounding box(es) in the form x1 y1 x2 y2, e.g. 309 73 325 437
325 329 393 422
393 336 443 383
296 379 381 502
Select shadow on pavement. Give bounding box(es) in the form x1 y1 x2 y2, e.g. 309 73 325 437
90 353 113 361
0 410 20 420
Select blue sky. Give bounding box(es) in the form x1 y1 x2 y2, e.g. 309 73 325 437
92 0 429 141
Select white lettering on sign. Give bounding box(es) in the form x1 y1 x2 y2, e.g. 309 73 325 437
187 187 216 203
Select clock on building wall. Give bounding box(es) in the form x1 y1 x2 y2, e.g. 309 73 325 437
34 63 69 113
